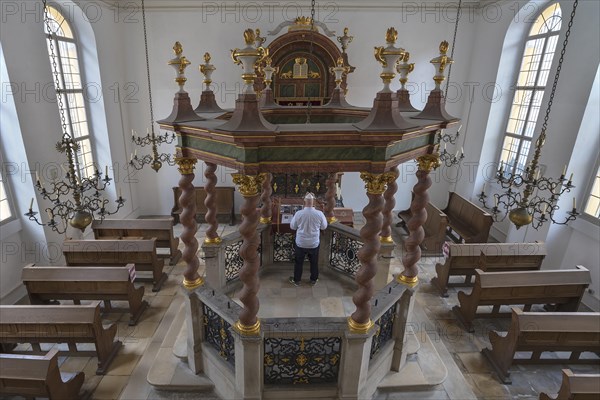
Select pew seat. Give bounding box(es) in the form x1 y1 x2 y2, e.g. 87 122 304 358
0 349 86 400
0 302 121 375
432 242 546 296
482 309 600 383
539 369 600 400
62 239 167 292
22 264 148 326
453 266 590 332
92 218 182 265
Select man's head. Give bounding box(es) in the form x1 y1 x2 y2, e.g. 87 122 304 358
304 192 315 207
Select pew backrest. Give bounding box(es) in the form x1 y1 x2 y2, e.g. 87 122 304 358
92 218 177 249
62 239 157 267
171 186 235 224
443 192 493 243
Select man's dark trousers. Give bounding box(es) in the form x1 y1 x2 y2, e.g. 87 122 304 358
293 245 319 282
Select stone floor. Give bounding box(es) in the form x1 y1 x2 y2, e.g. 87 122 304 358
3 216 599 400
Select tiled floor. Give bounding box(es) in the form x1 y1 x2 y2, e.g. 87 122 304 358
3 216 599 399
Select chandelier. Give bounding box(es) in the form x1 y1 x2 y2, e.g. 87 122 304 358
26 1 125 234
478 0 579 230
129 0 176 172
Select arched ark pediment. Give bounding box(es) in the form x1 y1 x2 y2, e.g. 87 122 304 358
258 30 354 106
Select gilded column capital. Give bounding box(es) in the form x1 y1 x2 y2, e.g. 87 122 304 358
359 171 398 195
232 173 267 197
175 157 197 175
416 154 441 172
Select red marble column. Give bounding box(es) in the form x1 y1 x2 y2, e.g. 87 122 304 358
349 171 396 334
399 155 440 285
232 173 265 335
176 158 203 289
324 172 338 223
259 173 272 224
204 162 221 244
380 166 399 243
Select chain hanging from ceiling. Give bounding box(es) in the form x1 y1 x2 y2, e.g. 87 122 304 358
25 0 125 234
478 0 580 230
129 0 176 172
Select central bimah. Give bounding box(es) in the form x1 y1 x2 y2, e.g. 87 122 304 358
157 23 459 400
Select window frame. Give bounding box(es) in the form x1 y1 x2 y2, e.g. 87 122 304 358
0 150 16 226
497 2 562 177
44 5 97 179
581 158 600 224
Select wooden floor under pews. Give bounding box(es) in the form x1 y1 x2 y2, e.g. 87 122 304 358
1 216 599 400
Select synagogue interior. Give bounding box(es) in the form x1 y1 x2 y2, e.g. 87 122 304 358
0 0 599 399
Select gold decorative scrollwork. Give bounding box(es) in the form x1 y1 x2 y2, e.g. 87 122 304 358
359 171 398 195
232 173 267 197
416 154 441 172
175 157 197 175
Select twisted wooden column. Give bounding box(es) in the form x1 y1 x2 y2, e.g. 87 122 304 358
259 173 272 224
325 172 338 223
349 171 396 334
176 158 203 289
399 155 440 285
232 173 266 335
380 166 399 243
204 162 221 244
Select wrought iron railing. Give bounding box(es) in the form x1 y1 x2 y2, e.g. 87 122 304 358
223 235 263 282
273 232 295 262
370 302 396 359
329 229 362 276
203 303 235 367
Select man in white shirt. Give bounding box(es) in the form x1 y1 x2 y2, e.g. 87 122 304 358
289 192 328 286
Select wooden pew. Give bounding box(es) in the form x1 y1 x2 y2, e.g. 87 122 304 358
62 239 167 292
0 349 86 400
442 192 493 243
453 266 590 332
482 309 600 383
92 218 182 265
0 302 122 375
432 242 546 296
396 202 448 254
172 186 235 225
539 369 600 400
22 264 148 326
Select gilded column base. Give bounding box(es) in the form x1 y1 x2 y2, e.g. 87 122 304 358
259 216 272 224
182 276 204 289
204 236 222 245
233 319 261 336
327 216 338 224
347 317 375 334
379 235 393 243
397 274 418 287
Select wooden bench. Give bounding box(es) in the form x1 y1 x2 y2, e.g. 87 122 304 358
432 242 547 296
442 192 493 243
0 349 86 400
453 266 590 332
396 201 448 254
0 302 121 375
62 239 167 292
539 369 600 400
482 308 600 383
172 186 235 225
92 218 182 265
23 264 148 326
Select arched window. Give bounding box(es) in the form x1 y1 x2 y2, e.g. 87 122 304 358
498 3 562 176
44 5 95 178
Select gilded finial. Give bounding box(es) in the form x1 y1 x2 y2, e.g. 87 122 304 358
255 28 266 46
203 52 211 63
173 41 183 56
243 29 255 45
264 56 273 66
386 27 398 44
344 27 349 35
337 57 344 66
439 40 449 55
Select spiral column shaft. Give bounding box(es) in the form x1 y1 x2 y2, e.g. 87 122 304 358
176 158 202 289
204 162 221 244
380 166 399 242
399 155 439 285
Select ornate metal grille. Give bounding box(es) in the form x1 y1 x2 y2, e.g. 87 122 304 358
264 336 341 385
370 303 396 359
224 239 262 282
203 304 235 367
329 231 361 276
273 232 295 262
